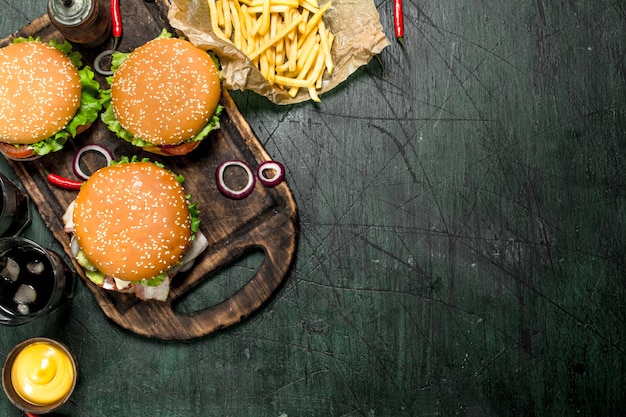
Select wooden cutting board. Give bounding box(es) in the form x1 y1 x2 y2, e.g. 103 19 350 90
0 0 298 340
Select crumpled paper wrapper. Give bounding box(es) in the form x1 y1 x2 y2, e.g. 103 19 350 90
168 0 389 104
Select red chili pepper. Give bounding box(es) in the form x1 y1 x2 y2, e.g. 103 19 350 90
47 173 83 190
394 0 405 44
111 0 122 48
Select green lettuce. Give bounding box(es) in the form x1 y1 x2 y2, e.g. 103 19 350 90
76 247 166 288
101 97 223 149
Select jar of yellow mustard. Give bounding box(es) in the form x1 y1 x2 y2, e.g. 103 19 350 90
2 337 77 414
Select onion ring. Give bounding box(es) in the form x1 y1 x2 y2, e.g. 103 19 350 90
72 144 114 181
215 160 256 199
257 161 285 187
94 49 115 76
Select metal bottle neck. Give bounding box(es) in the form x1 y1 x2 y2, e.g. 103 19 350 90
48 0 93 27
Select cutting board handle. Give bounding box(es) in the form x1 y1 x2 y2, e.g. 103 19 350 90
172 207 298 333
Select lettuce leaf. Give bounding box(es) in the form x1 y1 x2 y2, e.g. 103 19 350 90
139 274 166 287
65 65 103 137
50 39 83 68
101 97 223 149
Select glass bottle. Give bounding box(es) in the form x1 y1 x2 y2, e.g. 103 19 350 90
47 0 111 48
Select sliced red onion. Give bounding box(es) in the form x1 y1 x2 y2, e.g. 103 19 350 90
72 144 113 181
94 49 114 76
69 236 80 257
257 160 285 187
215 160 256 200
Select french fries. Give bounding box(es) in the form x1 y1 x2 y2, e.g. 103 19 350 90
207 0 335 102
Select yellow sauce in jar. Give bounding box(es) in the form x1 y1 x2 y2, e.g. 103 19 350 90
10 341 75 406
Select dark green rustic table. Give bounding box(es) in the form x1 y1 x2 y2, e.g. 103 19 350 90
1 1 625 416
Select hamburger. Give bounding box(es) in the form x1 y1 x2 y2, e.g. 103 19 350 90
62 157 208 301
0 38 103 160
101 31 223 156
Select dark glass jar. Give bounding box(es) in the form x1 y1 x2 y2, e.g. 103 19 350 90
48 0 111 48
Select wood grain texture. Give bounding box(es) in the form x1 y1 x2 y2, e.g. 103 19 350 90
0 0 298 340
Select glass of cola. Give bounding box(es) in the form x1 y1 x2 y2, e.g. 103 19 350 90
0 237 75 325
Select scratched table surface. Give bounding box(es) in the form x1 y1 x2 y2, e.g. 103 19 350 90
1 1 625 416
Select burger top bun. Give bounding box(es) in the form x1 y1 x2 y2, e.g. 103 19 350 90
111 37 221 146
73 161 192 282
0 41 82 144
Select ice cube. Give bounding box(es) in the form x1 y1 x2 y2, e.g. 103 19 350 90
13 284 36 304
27 260 45 275
1 257 20 282
17 303 30 315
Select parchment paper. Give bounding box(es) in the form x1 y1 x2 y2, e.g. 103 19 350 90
168 0 390 104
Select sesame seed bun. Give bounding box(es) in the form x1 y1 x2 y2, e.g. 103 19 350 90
110 37 221 150
72 161 192 282
0 41 82 145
